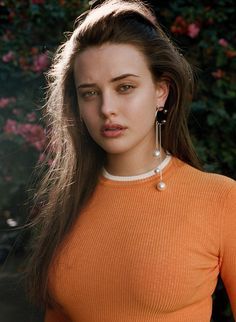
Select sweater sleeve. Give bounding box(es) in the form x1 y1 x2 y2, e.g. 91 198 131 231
44 307 71 322
219 183 236 318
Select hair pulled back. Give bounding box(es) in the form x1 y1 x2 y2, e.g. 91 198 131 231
26 0 201 307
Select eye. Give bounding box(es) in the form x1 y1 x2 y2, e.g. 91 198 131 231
118 84 135 93
79 90 99 99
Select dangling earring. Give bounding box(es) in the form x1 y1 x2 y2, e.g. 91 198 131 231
153 106 168 191
153 113 161 158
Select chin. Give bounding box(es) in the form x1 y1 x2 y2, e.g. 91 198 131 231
101 145 130 155
103 148 126 155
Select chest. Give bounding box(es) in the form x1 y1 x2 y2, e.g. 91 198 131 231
51 187 220 318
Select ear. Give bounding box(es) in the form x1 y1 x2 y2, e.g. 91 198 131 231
155 80 169 110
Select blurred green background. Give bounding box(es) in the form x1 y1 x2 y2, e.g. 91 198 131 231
0 0 235 321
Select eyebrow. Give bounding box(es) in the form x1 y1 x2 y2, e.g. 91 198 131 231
77 73 140 89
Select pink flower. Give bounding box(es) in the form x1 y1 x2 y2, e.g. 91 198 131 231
12 108 22 115
0 98 10 108
3 120 46 151
171 16 187 35
17 123 46 151
187 23 200 38
3 119 19 134
32 53 50 72
0 97 15 108
218 38 229 47
26 112 37 122
2 51 15 63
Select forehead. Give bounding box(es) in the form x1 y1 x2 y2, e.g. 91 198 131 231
73 43 151 82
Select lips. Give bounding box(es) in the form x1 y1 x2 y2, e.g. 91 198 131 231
101 123 127 138
101 123 125 131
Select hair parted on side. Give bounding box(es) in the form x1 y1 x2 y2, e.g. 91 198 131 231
25 0 201 307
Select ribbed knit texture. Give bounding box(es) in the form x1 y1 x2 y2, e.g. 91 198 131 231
45 157 236 322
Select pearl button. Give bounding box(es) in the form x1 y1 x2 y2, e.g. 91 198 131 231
157 181 166 191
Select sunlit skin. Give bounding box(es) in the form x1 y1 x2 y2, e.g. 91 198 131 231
74 43 169 176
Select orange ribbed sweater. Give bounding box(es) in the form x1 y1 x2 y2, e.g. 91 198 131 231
45 157 236 322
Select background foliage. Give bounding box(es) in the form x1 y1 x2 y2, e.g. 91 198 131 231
0 0 235 321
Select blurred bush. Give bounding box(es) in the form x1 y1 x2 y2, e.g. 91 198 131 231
153 0 236 178
0 0 88 222
0 0 235 320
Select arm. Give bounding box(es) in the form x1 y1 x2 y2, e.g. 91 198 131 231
219 183 236 319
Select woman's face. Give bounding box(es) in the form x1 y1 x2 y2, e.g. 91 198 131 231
74 43 168 159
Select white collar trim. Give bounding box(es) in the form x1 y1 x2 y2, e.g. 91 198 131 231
102 154 172 181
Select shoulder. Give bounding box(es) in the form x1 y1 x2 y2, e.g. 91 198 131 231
172 157 236 200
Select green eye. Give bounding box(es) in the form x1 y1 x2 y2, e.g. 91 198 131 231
119 84 135 92
79 90 98 99
83 91 97 97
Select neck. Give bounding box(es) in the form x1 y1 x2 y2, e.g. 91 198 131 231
105 147 167 176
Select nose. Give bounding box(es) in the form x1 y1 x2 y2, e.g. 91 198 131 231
100 90 117 119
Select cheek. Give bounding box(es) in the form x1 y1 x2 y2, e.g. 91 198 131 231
129 100 156 122
126 88 157 113
80 103 96 122
80 109 100 135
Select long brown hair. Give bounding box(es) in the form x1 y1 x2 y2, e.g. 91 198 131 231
26 0 201 307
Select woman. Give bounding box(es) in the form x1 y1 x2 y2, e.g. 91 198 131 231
27 0 236 321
